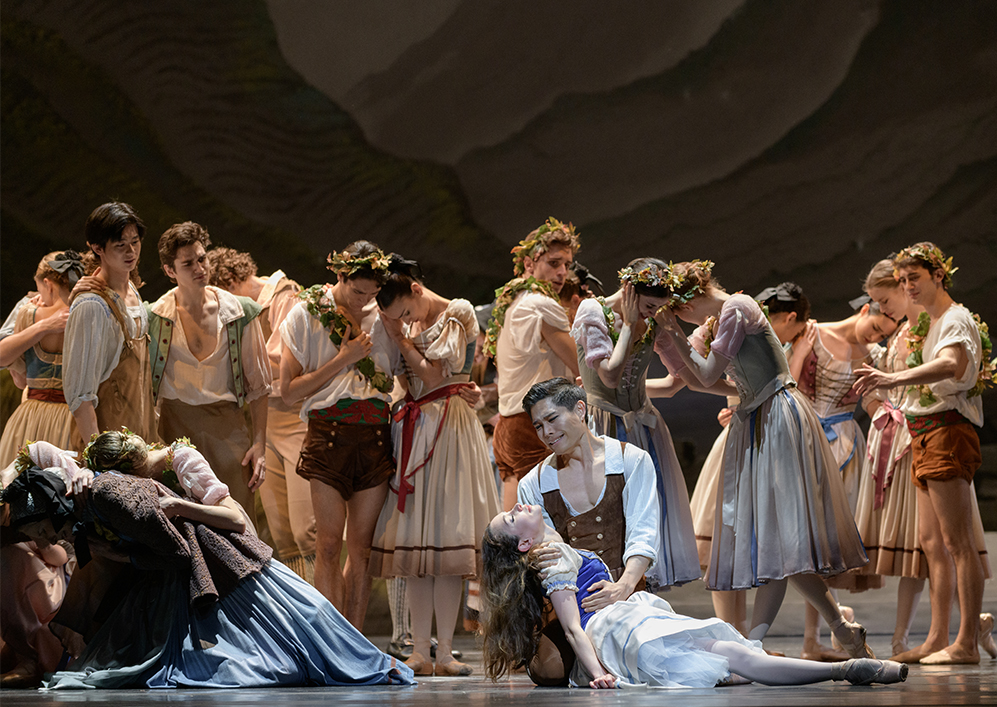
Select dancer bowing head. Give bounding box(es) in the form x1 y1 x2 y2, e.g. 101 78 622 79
279 241 396 629
648 260 873 657
479 507 907 688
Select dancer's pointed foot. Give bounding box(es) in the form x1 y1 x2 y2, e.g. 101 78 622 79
830 605 856 652
830 619 875 659
801 641 851 662
920 646 980 665
979 613 997 659
831 659 908 685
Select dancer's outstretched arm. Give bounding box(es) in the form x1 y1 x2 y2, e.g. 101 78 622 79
548 590 615 689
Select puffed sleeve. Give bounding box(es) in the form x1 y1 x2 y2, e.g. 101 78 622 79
63 295 123 413
0 295 30 340
710 295 767 360
240 316 273 402
542 542 583 595
24 441 83 480
571 298 614 368
929 308 983 394
279 302 313 369
621 445 662 567
423 299 478 376
170 444 230 506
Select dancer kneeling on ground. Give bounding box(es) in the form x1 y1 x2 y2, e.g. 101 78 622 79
479 506 907 689
1 439 414 689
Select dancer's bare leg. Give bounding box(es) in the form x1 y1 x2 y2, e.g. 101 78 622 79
748 579 787 642
920 479 982 664
310 479 347 609
433 576 469 672
343 481 389 629
894 485 954 661
711 590 748 637
892 577 926 657
407 577 434 666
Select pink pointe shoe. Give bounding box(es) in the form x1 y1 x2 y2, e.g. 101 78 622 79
831 659 908 685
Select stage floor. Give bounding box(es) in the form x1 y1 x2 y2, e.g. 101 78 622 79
4 533 996 705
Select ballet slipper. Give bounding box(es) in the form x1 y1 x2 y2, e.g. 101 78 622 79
831 658 908 685
891 637 909 658
434 659 474 676
405 653 435 676
979 613 997 660
800 641 851 662
828 618 875 660
0 663 42 689
919 647 980 665
890 644 937 663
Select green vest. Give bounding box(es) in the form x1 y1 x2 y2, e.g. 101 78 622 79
147 296 262 406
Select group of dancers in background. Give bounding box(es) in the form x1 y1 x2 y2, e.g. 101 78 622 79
0 202 992 690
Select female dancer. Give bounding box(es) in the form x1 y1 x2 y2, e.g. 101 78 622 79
855 259 993 661
570 259 700 588
791 294 898 660
279 241 396 628
686 282 813 636
2 440 413 689
63 202 158 447
646 261 871 655
0 251 85 466
479 506 907 688
368 255 500 676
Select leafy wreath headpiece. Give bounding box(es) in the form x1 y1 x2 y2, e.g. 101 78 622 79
327 249 390 278
893 243 957 288
511 217 579 276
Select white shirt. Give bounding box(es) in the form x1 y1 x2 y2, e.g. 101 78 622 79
518 436 661 569
496 291 571 416
279 290 398 420
901 303 983 426
152 287 271 406
63 285 147 413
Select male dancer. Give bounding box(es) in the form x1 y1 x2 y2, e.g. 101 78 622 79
148 224 271 521
855 242 988 665
487 218 581 510
208 247 316 580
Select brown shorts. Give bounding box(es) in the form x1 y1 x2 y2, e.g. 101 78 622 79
493 411 550 481
296 417 394 500
910 422 981 490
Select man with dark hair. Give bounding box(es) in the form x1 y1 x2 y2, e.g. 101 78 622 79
489 218 582 512
855 242 989 665
146 223 271 521
517 376 661 685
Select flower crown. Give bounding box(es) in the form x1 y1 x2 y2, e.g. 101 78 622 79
327 249 390 277
511 217 578 276
893 244 957 288
618 263 667 288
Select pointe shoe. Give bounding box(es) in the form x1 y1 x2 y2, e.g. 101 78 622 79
0 664 42 689
434 660 474 677
800 642 851 662
405 653 435 676
831 659 908 685
980 613 997 660
830 619 875 660
830 605 855 652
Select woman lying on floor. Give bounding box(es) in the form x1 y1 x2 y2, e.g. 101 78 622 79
479 504 907 689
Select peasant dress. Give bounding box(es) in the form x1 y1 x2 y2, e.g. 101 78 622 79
571 298 700 587
666 295 867 591
369 299 501 578
0 303 79 467
543 542 764 688
23 441 413 689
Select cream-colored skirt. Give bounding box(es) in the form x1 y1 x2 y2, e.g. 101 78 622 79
0 399 78 468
